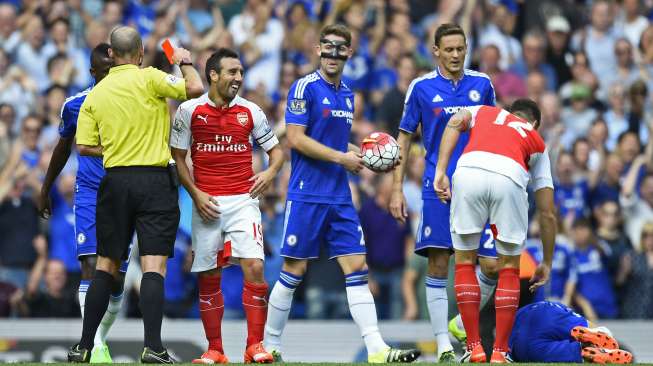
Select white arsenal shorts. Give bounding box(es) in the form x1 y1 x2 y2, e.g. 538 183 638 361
450 166 527 255
191 193 264 272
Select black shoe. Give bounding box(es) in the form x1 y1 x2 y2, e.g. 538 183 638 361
68 343 91 363
141 347 176 364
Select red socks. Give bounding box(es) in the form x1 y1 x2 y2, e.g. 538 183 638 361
243 281 269 346
199 274 225 353
494 268 520 352
455 264 481 350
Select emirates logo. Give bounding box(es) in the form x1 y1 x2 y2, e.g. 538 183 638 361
237 112 248 126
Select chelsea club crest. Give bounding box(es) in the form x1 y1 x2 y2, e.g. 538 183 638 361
346 97 352 110
469 89 481 102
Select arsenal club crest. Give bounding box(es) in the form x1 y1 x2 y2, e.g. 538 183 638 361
237 112 249 126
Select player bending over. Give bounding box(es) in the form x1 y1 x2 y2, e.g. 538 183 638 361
435 99 556 362
510 301 632 364
171 48 284 364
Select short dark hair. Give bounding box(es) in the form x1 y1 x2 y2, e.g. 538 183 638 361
205 48 240 85
434 23 466 46
616 130 639 144
572 217 592 229
508 98 541 124
320 23 351 46
91 43 111 67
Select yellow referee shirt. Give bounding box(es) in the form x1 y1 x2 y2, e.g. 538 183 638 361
76 64 187 168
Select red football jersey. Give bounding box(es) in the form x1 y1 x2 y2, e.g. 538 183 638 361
170 94 278 196
457 105 553 190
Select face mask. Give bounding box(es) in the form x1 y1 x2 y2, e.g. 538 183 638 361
319 38 350 61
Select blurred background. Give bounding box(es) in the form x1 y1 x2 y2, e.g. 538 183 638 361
0 0 652 334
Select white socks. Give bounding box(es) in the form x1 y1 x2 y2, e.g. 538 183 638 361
345 273 388 355
93 294 123 346
426 276 453 356
264 271 301 352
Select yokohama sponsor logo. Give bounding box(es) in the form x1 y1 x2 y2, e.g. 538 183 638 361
442 105 477 114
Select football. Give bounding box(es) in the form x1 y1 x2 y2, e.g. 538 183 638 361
360 132 400 173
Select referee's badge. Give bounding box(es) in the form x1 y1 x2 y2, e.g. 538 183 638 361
77 233 86 244
237 112 248 126
166 74 180 85
469 89 480 102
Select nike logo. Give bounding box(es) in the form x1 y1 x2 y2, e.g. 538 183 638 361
197 114 208 124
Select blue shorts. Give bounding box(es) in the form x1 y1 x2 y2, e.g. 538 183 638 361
74 189 130 272
415 199 497 258
509 301 588 362
280 201 365 259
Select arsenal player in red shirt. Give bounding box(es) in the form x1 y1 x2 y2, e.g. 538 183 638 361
434 99 556 363
170 48 283 364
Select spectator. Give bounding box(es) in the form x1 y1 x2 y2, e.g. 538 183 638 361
377 54 417 136
479 44 526 106
545 15 573 88
14 16 51 92
621 164 653 252
0 3 20 54
560 84 599 146
603 82 629 150
594 200 632 279
616 0 649 51
15 259 79 318
360 174 413 319
608 38 641 90
47 173 80 280
479 1 521 70
590 153 623 207
571 218 618 320
228 0 284 96
554 151 589 231
510 31 557 91
571 0 621 98
617 222 653 319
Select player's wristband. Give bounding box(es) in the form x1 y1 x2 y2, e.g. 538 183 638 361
179 61 193 67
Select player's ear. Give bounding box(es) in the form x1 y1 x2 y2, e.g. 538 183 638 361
314 44 321 57
210 69 219 83
432 44 440 58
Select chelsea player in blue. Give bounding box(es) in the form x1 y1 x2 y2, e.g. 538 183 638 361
389 23 498 361
263 24 419 364
509 301 632 364
38 44 128 363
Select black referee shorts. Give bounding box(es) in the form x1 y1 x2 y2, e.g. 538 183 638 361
96 166 180 260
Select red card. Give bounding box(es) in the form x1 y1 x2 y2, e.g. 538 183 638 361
161 39 174 65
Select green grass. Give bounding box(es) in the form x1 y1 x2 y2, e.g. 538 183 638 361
8 363 653 366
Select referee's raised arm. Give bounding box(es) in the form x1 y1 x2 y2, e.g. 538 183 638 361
68 26 202 364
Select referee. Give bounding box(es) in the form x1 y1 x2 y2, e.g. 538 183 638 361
68 26 203 364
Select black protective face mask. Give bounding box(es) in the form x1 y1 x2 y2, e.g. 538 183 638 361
319 38 350 61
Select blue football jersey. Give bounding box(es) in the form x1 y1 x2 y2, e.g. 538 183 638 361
59 88 105 190
285 71 355 204
399 68 495 199
526 239 577 301
575 246 618 318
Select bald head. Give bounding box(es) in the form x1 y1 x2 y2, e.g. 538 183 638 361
110 26 142 58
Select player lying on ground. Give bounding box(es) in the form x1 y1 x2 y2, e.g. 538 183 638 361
510 301 632 364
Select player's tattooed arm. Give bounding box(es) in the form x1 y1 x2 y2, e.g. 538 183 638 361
446 109 472 131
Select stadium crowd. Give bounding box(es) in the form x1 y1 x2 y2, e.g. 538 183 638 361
0 0 653 323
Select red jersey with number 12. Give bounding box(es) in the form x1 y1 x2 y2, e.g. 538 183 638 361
457 105 552 190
